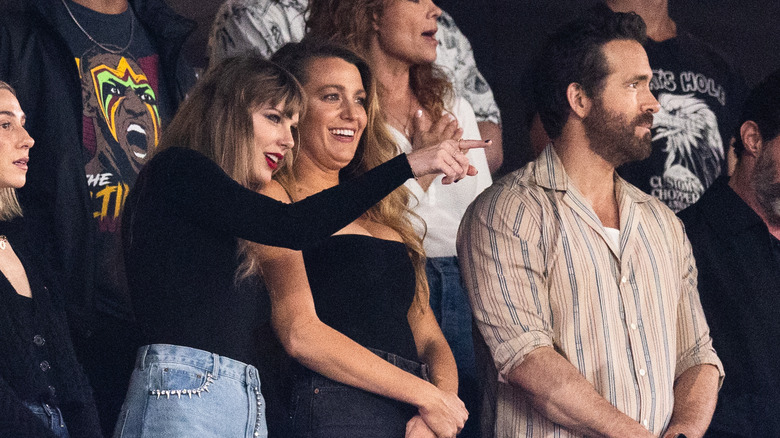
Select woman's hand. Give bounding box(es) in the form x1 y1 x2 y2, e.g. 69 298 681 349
406 138 489 185
410 109 462 151
405 415 438 438
416 388 468 438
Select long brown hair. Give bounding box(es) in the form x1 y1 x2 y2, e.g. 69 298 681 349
267 38 431 309
157 56 304 190
306 0 453 125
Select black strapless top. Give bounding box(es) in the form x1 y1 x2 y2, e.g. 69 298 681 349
302 234 419 361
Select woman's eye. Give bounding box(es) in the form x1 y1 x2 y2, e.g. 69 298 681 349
266 114 281 123
324 94 340 102
356 97 366 106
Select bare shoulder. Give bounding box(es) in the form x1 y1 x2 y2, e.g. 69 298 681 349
259 179 292 203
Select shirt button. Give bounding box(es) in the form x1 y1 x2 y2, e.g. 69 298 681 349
48 385 56 397
643 419 649 427
33 334 45 346
40 361 50 372
630 323 637 330
639 368 646 376
621 276 628 284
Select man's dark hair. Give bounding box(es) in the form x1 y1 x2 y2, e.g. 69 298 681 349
532 4 647 139
733 69 780 158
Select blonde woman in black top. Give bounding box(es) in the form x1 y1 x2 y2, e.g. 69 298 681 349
0 81 102 437
115 55 480 437
247 41 471 438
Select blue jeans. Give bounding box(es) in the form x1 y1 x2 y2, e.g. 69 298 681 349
426 256 479 438
22 400 70 438
289 348 428 438
113 344 267 438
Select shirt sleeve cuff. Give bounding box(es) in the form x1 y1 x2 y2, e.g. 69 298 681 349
676 347 725 390
493 330 554 384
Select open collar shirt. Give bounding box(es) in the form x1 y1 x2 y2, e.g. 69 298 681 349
457 145 723 437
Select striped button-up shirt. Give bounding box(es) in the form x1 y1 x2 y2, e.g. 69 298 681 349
457 146 723 437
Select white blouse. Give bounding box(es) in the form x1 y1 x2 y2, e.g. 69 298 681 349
389 96 492 257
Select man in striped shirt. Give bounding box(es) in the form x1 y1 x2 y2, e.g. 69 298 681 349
457 7 723 438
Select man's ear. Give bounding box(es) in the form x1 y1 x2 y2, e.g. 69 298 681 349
567 82 592 120
740 120 763 158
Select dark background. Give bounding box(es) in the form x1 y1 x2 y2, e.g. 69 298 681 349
168 0 780 174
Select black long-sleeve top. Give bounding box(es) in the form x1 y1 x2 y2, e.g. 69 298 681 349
0 220 102 438
122 147 414 368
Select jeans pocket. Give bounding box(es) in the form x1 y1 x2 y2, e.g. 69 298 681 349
149 363 214 399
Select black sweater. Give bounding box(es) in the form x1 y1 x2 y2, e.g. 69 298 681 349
0 220 102 438
122 147 414 368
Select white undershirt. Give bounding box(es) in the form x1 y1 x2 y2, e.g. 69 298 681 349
604 227 620 248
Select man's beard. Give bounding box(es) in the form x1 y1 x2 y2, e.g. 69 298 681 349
751 145 780 227
583 98 654 167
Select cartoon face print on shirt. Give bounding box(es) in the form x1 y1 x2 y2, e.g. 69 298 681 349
79 49 161 176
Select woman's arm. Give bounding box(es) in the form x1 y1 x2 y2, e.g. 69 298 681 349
407 303 459 394
140 142 481 251
406 301 462 437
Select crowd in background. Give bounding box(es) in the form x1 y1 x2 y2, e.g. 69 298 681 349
1 0 779 437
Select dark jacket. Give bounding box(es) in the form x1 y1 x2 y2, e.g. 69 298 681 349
0 0 196 333
678 176 780 437
0 219 102 438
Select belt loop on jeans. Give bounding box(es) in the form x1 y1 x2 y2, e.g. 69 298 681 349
138 345 150 371
211 352 221 377
420 363 430 382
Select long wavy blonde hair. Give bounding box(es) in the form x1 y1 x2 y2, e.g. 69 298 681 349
306 0 453 126
258 39 430 309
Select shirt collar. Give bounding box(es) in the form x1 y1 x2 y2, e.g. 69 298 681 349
533 143 654 205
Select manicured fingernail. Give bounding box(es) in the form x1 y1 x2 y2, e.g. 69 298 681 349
448 114 456 121
416 109 423 117
485 139 492 143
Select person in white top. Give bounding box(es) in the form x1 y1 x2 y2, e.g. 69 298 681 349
306 1 493 436
207 0 504 173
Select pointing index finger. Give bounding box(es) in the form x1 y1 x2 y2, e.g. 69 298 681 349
457 139 491 150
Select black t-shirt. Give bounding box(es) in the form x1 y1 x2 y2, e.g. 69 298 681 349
123 147 413 367
678 177 780 436
619 31 748 212
53 0 163 319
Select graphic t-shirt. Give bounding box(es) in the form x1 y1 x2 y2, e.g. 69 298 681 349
54 0 162 317
618 31 748 212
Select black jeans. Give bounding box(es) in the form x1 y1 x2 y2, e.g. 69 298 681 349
289 348 428 438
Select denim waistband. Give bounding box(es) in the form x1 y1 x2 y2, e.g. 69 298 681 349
135 344 256 384
368 347 429 381
426 256 461 274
